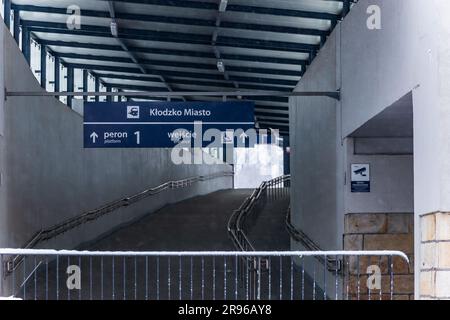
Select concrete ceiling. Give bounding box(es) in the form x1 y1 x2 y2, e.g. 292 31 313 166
351 93 413 138
9 0 353 135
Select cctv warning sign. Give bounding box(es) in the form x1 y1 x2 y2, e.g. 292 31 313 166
351 164 370 193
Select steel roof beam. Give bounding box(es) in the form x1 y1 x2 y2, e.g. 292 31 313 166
256 114 288 122
12 5 329 37
94 73 293 92
226 4 338 21
23 21 319 54
211 0 239 90
105 83 290 103
38 39 308 66
120 95 185 102
258 122 289 128
254 111 289 119
52 52 302 76
53 50 304 77
99 0 341 21
63 62 298 86
106 1 183 100
254 105 289 112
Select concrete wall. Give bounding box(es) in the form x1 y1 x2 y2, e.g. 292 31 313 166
340 0 423 137
339 0 449 217
0 23 232 251
289 0 450 297
289 31 343 251
288 0 418 250
344 138 414 214
0 20 6 254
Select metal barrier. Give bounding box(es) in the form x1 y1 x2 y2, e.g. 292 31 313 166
4 171 233 275
0 249 409 300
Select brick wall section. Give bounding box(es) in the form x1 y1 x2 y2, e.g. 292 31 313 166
343 213 414 300
420 212 450 299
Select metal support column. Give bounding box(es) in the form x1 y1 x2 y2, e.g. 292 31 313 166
283 136 290 177
342 0 351 18
13 9 20 44
94 77 100 102
54 56 60 97
106 86 112 102
83 70 88 101
21 25 30 65
67 66 74 108
4 0 11 29
40 44 47 89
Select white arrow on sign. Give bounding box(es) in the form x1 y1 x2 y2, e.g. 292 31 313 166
240 132 248 143
90 132 98 143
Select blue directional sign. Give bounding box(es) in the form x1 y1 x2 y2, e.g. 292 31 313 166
83 101 255 148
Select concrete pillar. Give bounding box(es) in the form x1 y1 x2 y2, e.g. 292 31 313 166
413 0 450 299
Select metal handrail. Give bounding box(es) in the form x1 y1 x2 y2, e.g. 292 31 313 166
285 207 341 271
228 175 341 272
228 175 291 253
0 249 409 262
4 171 233 274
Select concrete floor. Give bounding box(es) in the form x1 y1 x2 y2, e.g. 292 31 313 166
88 189 253 251
14 189 325 300
246 188 291 250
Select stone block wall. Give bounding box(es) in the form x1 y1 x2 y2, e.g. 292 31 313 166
343 213 414 300
419 212 450 299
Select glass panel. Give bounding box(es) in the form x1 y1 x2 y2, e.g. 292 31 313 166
99 83 107 102
88 73 96 102
74 69 83 92
46 53 55 92
30 39 41 83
